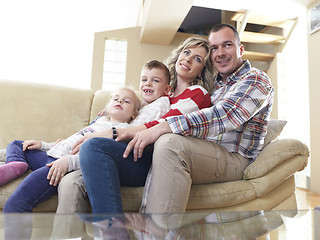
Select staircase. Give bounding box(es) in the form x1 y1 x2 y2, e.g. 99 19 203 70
231 11 297 68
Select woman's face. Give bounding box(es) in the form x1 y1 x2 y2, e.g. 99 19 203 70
175 46 207 83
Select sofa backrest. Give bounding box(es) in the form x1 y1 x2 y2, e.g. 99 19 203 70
89 89 112 123
0 80 94 149
89 89 141 123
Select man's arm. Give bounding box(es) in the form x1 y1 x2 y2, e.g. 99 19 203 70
167 71 274 139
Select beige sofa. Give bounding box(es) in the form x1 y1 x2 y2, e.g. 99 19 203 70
0 79 310 213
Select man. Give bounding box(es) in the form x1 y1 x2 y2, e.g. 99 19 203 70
122 23 274 215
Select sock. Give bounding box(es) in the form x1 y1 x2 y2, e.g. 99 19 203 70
0 161 28 186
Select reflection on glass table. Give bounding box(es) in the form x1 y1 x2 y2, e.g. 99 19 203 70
0 208 318 239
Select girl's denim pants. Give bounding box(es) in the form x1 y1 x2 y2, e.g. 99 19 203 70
4 140 57 212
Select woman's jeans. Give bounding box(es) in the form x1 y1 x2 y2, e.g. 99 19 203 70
80 138 152 216
4 140 57 212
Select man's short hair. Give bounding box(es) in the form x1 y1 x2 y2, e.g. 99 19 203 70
209 23 241 45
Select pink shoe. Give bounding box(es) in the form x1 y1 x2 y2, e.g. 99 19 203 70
0 161 28 186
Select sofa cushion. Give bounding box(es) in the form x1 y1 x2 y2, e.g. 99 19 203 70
264 119 287 146
0 80 94 150
0 149 5 162
89 90 112 123
186 180 256 210
243 139 309 180
248 155 307 197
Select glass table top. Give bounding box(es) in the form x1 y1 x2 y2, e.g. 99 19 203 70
0 208 318 239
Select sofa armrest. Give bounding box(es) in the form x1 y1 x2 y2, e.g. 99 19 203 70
0 149 5 162
243 139 309 180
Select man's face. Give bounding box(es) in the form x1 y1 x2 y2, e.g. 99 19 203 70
209 27 244 82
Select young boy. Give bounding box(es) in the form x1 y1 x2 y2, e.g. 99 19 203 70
98 59 171 127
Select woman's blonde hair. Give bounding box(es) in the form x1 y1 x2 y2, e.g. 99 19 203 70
166 36 215 94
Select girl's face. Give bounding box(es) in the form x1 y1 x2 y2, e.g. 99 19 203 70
107 89 137 123
175 46 207 83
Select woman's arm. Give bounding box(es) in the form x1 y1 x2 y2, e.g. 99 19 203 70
70 124 147 155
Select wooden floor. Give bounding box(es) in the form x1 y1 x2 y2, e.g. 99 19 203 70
296 187 320 209
255 188 320 240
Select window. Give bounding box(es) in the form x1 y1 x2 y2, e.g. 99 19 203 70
102 39 127 91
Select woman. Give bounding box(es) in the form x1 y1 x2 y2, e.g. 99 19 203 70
77 36 215 220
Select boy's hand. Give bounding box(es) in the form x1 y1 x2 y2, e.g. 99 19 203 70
71 130 113 155
46 157 69 186
54 139 63 145
98 109 107 116
22 140 42 151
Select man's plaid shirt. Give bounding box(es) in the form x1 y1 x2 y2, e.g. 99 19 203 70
166 60 274 160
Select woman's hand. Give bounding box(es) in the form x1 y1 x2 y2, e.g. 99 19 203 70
120 121 172 161
22 140 42 151
46 157 69 186
70 130 113 155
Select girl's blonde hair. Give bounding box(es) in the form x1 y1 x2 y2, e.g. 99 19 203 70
166 36 215 94
107 87 142 122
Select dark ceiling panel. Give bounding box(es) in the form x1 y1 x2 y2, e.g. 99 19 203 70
178 6 221 35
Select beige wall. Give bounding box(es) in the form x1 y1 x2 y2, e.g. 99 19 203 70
91 27 191 91
308 0 320 193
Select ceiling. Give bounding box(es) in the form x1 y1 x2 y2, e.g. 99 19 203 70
178 7 222 35
193 0 316 17
139 0 316 45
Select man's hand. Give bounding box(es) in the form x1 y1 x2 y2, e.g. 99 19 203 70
124 213 146 231
22 140 42 151
70 130 112 155
121 121 172 161
46 157 69 186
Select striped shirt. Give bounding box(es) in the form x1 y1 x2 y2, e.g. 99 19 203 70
145 85 211 128
166 60 274 160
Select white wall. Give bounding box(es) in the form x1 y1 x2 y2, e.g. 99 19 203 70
0 0 140 89
308 0 320 193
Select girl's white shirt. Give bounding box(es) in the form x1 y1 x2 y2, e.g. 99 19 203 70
41 95 170 171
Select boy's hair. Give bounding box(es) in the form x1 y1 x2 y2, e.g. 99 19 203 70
209 23 241 45
142 60 170 85
110 87 142 120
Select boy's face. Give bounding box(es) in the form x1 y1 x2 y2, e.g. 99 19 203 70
107 89 137 122
140 68 170 104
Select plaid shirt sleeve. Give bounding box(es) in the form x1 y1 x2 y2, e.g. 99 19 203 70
166 68 273 139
